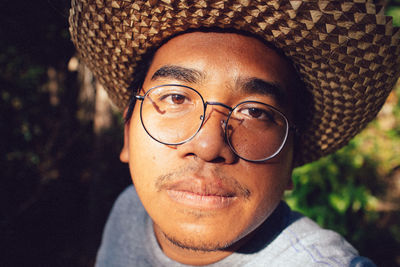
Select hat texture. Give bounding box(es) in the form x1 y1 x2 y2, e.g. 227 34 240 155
69 0 400 166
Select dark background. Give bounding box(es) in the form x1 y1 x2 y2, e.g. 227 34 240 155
0 1 131 266
1 1 399 266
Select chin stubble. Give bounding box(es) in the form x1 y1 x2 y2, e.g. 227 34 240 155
154 163 251 251
161 230 234 252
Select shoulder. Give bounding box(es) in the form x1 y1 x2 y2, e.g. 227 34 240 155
102 184 145 233
95 185 150 267
264 205 376 267
111 185 140 211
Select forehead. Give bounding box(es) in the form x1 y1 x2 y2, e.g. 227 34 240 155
143 32 295 106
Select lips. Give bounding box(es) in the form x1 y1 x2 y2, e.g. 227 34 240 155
166 189 236 209
160 178 240 209
166 179 236 197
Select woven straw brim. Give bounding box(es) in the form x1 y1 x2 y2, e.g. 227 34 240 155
69 0 400 166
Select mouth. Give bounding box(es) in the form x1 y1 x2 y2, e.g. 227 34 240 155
166 190 236 209
162 179 239 209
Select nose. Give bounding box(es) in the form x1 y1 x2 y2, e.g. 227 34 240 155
177 106 237 163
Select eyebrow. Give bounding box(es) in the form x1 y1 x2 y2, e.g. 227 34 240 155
151 65 286 104
236 77 286 105
151 65 204 84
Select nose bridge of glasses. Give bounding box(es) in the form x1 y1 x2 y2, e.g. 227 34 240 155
202 101 233 125
205 101 232 111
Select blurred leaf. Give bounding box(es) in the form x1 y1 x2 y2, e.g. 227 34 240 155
285 81 400 266
387 6 400 26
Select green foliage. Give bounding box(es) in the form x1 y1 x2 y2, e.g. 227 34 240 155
387 7 400 26
387 0 400 26
285 83 400 266
286 143 376 234
284 7 400 264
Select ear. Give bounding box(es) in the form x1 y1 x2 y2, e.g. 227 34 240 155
120 108 130 163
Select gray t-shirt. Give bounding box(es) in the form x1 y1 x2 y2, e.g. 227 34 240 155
95 185 375 267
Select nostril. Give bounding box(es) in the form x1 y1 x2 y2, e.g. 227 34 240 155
210 157 225 163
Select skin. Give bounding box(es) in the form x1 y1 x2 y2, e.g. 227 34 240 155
120 32 296 265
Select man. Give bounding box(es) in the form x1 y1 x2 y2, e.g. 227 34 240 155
69 0 400 266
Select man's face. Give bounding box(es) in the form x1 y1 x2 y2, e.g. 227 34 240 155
122 32 295 260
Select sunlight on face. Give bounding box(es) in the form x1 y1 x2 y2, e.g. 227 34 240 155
124 32 295 265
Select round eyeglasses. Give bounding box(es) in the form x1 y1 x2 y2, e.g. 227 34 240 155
135 84 296 162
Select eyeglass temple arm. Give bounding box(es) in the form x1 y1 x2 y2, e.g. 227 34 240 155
135 95 166 115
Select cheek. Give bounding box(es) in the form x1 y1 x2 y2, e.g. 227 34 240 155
242 140 293 217
130 103 167 160
128 108 158 186
128 107 180 193
248 163 290 204
246 167 291 232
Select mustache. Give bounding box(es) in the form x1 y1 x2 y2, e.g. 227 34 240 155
155 164 251 198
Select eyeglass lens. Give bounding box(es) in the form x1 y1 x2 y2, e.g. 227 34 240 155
140 85 289 161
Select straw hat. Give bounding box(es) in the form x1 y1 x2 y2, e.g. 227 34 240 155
69 0 400 166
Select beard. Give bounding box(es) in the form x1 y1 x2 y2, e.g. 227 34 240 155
152 163 252 253
161 229 236 252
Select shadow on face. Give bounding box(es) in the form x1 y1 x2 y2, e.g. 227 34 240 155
121 31 301 265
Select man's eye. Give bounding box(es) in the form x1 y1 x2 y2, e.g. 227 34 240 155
171 94 186 104
243 107 273 120
160 94 188 104
247 108 263 118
